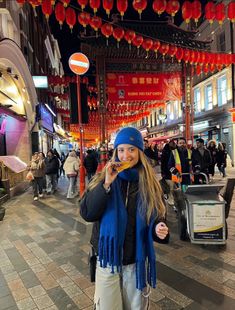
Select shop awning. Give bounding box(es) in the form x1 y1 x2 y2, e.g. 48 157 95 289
0 156 27 173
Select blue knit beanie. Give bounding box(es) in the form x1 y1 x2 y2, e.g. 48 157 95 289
114 127 144 151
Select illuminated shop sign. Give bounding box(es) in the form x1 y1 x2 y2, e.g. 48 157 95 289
32 76 48 88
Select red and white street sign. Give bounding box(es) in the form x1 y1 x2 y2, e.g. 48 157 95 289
68 52 90 75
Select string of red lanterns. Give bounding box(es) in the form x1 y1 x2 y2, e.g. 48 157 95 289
21 0 235 69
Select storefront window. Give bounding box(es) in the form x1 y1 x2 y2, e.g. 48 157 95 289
205 84 213 111
194 88 201 113
217 75 227 107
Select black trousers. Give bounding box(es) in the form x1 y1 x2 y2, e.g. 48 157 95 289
32 177 43 197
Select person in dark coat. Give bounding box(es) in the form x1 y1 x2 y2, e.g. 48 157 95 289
84 150 98 181
161 140 177 180
143 139 158 167
207 140 218 178
192 138 212 184
45 149 60 194
216 142 227 177
80 127 169 310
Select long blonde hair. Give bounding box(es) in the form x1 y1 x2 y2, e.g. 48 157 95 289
83 149 166 223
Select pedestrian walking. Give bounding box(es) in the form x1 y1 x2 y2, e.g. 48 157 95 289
207 140 218 178
80 127 169 310
160 139 177 206
28 152 46 201
63 150 80 198
45 150 60 194
60 152 66 177
216 142 227 177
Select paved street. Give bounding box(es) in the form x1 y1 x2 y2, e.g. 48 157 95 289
0 170 235 310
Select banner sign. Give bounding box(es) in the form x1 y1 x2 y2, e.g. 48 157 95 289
192 203 224 240
106 72 182 102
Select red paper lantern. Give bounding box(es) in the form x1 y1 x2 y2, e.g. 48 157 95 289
55 2 66 26
124 30 136 49
205 1 215 24
90 0 100 14
159 43 169 58
132 35 143 54
228 1 235 23
183 49 190 63
142 38 153 57
152 0 166 16
193 50 200 64
175 47 184 62
78 12 90 31
42 0 53 19
168 45 177 58
61 0 70 7
188 50 195 64
196 65 201 76
113 27 125 48
16 0 26 5
203 65 209 75
90 16 102 32
191 0 201 23
166 0 180 17
215 3 226 25
117 0 128 19
66 7 76 31
103 0 113 17
152 40 161 57
132 0 147 19
209 63 215 73
182 1 192 24
101 23 113 45
77 0 88 10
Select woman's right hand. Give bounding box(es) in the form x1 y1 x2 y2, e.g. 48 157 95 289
104 161 119 188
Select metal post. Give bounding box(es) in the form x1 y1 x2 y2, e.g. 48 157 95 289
76 75 85 195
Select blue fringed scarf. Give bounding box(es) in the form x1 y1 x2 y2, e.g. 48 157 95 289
98 168 157 290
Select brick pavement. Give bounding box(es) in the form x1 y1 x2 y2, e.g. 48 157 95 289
0 170 235 309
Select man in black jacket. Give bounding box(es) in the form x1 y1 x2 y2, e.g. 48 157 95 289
45 150 60 194
192 138 212 184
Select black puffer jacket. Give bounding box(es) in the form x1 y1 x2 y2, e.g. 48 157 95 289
80 179 169 265
45 156 60 175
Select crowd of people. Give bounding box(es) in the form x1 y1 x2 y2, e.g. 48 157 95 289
27 148 100 201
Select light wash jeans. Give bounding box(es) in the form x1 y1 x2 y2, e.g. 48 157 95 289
46 174 57 193
94 264 150 310
67 176 77 198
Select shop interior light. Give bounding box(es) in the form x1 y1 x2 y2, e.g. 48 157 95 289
45 103 56 117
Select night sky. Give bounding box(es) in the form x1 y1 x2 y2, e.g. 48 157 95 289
49 0 188 74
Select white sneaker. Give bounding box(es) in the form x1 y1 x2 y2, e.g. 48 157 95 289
34 197 38 201
39 194 43 198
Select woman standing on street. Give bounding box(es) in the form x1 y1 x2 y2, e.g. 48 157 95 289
80 127 169 310
63 150 80 198
29 152 46 201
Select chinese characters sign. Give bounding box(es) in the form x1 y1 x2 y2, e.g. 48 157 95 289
106 73 182 102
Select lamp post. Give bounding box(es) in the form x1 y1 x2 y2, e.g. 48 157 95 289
68 53 90 196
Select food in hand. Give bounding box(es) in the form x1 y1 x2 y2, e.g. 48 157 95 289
111 161 131 173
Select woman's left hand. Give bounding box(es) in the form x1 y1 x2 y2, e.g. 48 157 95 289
155 222 169 240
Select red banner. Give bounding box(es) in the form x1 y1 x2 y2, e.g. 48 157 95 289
107 73 182 102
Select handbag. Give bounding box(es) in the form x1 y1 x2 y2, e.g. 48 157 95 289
26 171 34 181
88 246 97 282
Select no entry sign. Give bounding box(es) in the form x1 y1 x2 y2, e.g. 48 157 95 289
68 52 90 75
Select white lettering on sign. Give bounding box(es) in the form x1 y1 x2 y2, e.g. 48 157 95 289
70 59 89 68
